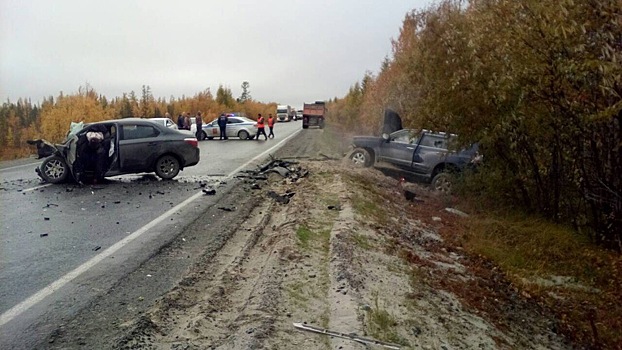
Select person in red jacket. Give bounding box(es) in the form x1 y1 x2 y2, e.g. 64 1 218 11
255 113 268 140
267 114 276 139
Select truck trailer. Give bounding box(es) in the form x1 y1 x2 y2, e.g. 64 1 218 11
302 101 326 129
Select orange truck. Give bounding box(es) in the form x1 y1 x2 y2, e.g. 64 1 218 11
302 101 326 129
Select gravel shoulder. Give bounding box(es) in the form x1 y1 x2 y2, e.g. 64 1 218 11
47 126 572 349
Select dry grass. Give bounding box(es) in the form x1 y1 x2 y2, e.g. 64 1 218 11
458 214 622 349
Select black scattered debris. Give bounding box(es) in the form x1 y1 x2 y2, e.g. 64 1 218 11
251 183 261 190
66 187 74 192
327 205 342 211
40 233 48 237
156 191 166 195
202 188 216 195
218 206 236 212
404 189 417 201
93 246 101 252
270 166 290 177
26 139 56 159
114 201 121 204
268 190 295 204
44 203 58 208
44 217 50 221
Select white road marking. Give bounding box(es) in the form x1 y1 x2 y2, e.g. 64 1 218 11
0 162 41 172
0 127 302 328
20 184 52 192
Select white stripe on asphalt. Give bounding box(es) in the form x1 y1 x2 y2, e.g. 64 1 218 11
0 162 41 172
0 127 302 328
21 184 52 192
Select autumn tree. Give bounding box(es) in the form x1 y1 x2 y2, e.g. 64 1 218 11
238 81 251 103
216 85 235 109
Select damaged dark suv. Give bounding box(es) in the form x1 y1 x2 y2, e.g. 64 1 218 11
349 110 481 193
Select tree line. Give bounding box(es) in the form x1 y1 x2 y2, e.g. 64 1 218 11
0 81 271 159
328 0 621 249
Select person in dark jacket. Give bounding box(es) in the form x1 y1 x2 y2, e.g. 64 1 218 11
177 113 184 129
217 113 228 140
73 125 108 184
195 111 203 140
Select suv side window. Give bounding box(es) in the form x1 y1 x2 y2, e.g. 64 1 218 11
419 135 447 149
391 130 417 144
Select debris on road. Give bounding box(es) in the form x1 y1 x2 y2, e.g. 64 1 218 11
202 188 216 195
267 190 295 204
218 206 236 212
39 233 48 237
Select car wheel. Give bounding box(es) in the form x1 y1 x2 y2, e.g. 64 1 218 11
40 156 70 183
431 172 453 193
238 130 249 140
155 155 180 180
207 136 214 140
350 148 371 167
201 131 208 140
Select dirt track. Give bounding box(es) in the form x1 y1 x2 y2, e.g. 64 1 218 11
47 126 572 349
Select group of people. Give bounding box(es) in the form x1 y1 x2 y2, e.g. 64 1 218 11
253 113 276 140
173 112 203 140
214 112 276 141
172 111 277 141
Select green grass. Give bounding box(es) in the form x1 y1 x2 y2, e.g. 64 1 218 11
351 233 372 250
365 291 409 346
296 225 312 249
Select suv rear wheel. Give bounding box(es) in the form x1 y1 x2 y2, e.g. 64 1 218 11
350 148 372 167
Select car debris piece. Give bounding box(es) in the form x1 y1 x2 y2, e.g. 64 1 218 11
293 322 401 349
267 190 295 204
93 246 101 251
218 206 235 212
202 188 216 195
327 205 342 211
40 233 49 237
445 207 469 217
270 166 290 177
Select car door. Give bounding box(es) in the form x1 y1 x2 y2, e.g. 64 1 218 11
226 117 243 138
378 129 419 169
411 134 448 174
118 123 162 172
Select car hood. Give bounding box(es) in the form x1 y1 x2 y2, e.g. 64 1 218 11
382 109 402 135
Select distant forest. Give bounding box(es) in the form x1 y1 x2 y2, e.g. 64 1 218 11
0 82 272 159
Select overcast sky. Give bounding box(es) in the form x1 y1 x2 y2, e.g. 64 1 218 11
1 0 432 108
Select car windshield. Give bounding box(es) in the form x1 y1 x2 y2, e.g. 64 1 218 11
276 109 287 113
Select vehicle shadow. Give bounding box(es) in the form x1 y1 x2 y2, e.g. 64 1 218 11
375 166 430 186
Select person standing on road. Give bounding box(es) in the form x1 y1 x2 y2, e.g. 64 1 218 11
267 114 275 139
217 113 229 140
255 113 268 140
195 111 203 140
177 113 184 129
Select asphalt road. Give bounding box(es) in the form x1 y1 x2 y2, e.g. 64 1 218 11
0 120 303 349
